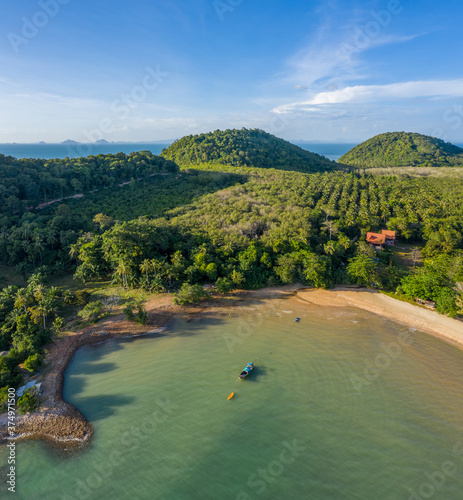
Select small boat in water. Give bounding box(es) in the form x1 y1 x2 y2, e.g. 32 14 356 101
239 362 254 379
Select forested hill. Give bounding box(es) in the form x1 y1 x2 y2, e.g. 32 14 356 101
339 132 463 168
161 128 339 173
0 151 178 215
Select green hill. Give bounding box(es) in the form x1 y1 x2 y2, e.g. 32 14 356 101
339 132 463 168
161 128 339 173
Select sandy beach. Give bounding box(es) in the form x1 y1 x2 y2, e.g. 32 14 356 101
296 287 463 350
1 285 463 448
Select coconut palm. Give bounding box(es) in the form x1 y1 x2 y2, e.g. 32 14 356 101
139 259 152 287
14 288 30 313
115 260 131 289
69 243 80 265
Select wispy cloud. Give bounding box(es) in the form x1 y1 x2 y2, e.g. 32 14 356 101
272 79 463 113
270 1 429 115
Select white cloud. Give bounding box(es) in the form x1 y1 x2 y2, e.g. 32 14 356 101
272 79 463 113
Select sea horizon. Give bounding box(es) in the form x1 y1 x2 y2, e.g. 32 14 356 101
0 141 358 163
2 141 462 163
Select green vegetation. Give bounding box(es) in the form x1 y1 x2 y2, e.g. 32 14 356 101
65 165 463 310
397 254 463 317
162 128 340 173
0 272 71 395
24 352 44 373
1 131 463 411
77 300 104 323
123 300 148 324
0 165 244 276
339 132 463 168
174 283 207 305
0 150 177 215
17 388 39 414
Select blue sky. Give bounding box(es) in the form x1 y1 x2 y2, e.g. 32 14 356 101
1 0 463 143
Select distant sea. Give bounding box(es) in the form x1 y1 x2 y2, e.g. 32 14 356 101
0 142 359 162
3 142 461 163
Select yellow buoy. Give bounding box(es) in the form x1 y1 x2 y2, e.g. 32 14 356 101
228 392 235 400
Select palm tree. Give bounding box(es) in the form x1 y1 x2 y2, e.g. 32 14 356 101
115 261 131 289
46 228 57 251
139 259 152 287
22 222 32 241
151 275 165 293
33 284 45 302
33 235 44 265
150 259 163 278
69 243 80 265
35 294 56 330
14 289 29 313
321 220 339 240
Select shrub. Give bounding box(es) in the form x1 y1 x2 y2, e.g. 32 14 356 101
123 304 135 321
135 305 148 325
436 288 458 317
0 386 9 413
174 283 206 306
17 388 39 414
78 301 103 322
75 290 91 306
24 353 44 373
215 277 234 294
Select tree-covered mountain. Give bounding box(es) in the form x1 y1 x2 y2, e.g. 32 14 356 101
339 132 463 168
161 128 339 173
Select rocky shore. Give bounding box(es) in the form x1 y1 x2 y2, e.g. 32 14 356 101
0 291 238 449
0 294 178 449
3 284 460 450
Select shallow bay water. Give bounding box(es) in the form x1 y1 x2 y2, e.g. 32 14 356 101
2 295 463 499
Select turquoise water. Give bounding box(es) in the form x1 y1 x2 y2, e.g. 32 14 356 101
2 296 463 499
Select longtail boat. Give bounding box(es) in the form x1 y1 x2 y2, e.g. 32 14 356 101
239 362 254 379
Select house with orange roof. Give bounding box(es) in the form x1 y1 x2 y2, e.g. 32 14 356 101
382 230 396 246
366 232 386 248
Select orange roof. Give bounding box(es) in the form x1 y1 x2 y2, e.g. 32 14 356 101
382 230 396 238
366 232 386 244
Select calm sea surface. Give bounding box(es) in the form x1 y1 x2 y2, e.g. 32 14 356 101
0 143 356 162
1 142 462 163
2 295 463 499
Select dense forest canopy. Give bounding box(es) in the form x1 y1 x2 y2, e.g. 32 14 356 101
0 150 178 217
161 128 341 173
339 132 463 168
1 130 463 398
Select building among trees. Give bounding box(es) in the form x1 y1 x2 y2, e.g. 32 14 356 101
366 230 396 249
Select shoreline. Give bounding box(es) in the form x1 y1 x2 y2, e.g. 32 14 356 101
1 285 463 448
0 291 246 448
295 287 463 350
